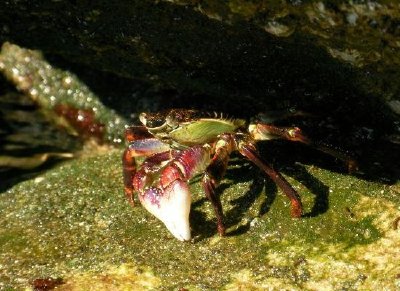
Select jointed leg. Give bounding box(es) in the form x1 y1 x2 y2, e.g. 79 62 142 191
122 148 137 206
238 142 303 218
202 135 235 236
250 123 358 172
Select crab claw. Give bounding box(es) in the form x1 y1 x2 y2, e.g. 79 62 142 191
139 180 191 241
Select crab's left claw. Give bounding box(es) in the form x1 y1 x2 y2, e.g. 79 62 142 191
139 180 191 241
135 145 211 241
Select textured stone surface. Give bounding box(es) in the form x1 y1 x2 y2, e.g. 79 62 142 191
0 1 399 289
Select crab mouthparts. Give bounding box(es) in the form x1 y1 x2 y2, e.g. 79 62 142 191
139 180 191 241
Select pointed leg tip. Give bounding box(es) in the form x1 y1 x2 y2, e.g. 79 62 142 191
124 188 136 207
217 224 226 237
291 207 303 218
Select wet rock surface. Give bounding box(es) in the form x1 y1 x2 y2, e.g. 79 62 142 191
0 1 399 289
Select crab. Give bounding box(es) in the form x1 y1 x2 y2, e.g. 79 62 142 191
122 109 356 241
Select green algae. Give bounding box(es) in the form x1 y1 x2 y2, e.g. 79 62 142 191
0 42 127 144
0 150 398 290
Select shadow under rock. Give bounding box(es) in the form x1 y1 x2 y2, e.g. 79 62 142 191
0 79 82 192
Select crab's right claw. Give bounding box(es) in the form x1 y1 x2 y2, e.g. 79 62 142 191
139 180 192 241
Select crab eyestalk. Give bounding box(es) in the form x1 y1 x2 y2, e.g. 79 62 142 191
135 145 211 241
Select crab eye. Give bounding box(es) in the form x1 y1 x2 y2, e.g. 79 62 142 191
147 119 166 128
165 116 178 128
139 112 167 129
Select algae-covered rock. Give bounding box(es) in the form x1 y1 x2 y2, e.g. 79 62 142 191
0 149 399 290
0 42 127 144
0 1 399 290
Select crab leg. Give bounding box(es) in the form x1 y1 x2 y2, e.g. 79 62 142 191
122 127 171 206
238 142 303 218
250 123 358 172
122 148 137 206
202 135 235 236
137 145 211 241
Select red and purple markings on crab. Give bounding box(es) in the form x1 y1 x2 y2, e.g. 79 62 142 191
122 109 356 241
